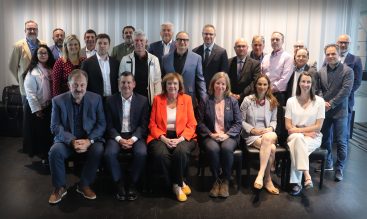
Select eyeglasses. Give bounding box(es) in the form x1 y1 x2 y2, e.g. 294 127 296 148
26 28 38 31
176 38 189 42
37 52 48 56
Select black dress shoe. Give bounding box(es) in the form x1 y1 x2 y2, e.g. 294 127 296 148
127 185 138 201
289 184 302 196
116 181 126 201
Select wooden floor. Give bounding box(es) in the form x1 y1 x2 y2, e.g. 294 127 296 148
1 124 367 219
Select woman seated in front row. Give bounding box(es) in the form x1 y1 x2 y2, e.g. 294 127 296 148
147 73 197 202
240 74 279 194
198 72 242 199
285 72 325 196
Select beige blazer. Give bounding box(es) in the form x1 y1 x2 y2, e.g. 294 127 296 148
9 39 46 95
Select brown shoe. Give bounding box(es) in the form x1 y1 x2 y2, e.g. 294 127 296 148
218 179 229 198
76 186 96 200
48 187 67 204
209 178 221 198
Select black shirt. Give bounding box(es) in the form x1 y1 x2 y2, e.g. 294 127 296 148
134 52 149 98
174 50 188 75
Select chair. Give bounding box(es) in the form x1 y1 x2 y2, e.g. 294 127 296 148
197 147 243 191
309 147 328 189
242 140 290 190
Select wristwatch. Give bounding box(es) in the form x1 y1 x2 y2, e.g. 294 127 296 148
90 139 95 144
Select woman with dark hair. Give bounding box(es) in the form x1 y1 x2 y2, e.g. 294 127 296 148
285 72 325 196
198 72 242 198
147 73 197 202
52 34 85 97
240 74 279 194
23 44 55 162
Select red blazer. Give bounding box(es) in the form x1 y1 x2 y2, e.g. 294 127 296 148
147 93 197 144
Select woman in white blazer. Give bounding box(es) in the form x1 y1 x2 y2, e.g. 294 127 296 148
23 45 55 163
240 74 279 194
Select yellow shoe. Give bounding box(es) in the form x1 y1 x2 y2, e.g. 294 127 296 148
182 184 191 195
173 185 187 202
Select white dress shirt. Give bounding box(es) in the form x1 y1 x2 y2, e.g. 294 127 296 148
96 53 112 96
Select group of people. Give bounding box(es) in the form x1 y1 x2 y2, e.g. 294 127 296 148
8 20 363 204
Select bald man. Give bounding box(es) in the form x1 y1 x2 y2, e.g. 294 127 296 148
228 38 260 104
336 34 363 140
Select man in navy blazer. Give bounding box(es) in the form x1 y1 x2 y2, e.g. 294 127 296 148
317 44 353 182
162 31 207 107
337 34 363 139
228 38 260 104
104 72 149 201
48 70 106 204
148 22 176 68
193 24 229 89
81 33 119 98
49 28 65 60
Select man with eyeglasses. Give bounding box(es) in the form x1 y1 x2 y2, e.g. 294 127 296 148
162 31 207 107
193 24 229 89
228 38 260 104
261 31 294 144
336 34 363 144
149 22 176 68
9 20 46 153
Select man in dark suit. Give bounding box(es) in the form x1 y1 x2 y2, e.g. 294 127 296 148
228 38 260 104
337 34 363 140
81 33 119 98
80 29 97 58
104 71 149 201
318 44 353 182
286 48 318 101
193 24 228 89
148 22 176 68
48 69 106 204
162 31 207 107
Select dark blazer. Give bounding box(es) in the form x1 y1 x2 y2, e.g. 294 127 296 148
162 50 207 106
197 96 242 138
228 56 260 103
81 54 119 97
317 63 354 119
192 44 229 89
148 40 176 67
285 64 318 101
344 53 363 111
50 91 106 145
105 93 149 140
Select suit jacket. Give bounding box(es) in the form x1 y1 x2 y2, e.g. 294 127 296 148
162 50 207 106
317 63 354 119
240 94 277 137
9 38 46 95
81 54 119 97
119 51 162 105
105 93 149 140
197 96 242 138
285 64 318 101
228 56 260 103
49 45 61 60
147 94 197 144
50 91 106 145
192 43 229 89
148 40 176 67
344 53 363 111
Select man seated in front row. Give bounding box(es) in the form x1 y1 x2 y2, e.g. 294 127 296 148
48 69 106 204
104 71 149 201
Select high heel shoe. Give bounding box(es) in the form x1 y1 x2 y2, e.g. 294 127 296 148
253 176 263 189
264 182 279 195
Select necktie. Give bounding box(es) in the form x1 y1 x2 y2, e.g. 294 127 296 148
204 47 210 63
238 61 244 79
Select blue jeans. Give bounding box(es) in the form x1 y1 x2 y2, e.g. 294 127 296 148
321 117 348 171
104 139 147 184
48 142 104 188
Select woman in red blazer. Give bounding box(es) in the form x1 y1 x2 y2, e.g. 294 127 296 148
147 73 197 202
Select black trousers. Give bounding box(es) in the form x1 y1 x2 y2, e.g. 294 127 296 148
148 132 196 187
274 92 287 145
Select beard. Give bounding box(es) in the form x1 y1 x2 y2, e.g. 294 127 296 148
125 38 133 45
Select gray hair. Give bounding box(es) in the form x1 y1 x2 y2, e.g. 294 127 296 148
133 30 147 41
161 22 174 31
